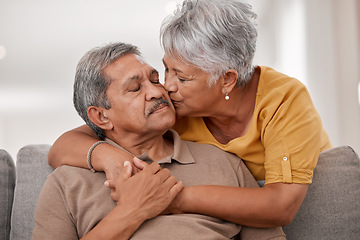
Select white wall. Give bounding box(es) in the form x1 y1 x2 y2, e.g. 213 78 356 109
306 0 360 153
253 0 360 154
0 0 180 159
1 0 359 160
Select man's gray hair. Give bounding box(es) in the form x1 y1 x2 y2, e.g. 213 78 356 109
160 0 257 86
73 42 141 139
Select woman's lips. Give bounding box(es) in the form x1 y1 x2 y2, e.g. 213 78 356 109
170 98 181 104
171 100 181 108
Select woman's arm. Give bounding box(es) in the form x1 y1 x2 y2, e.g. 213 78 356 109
48 125 98 168
170 182 308 228
108 157 307 228
48 125 133 180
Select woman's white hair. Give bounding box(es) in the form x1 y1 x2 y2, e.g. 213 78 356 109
160 0 257 86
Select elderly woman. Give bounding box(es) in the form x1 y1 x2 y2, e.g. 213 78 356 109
49 0 332 228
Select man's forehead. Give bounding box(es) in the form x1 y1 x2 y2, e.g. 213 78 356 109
135 55 147 65
127 68 158 82
122 62 158 84
105 54 157 80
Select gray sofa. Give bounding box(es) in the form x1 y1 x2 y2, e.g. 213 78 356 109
1 145 359 240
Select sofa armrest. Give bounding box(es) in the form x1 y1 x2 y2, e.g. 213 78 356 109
0 149 16 240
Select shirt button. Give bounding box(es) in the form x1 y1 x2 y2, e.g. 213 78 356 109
283 156 288 161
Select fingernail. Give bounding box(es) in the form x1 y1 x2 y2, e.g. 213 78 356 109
104 180 109 187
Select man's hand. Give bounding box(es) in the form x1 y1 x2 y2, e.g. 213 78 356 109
109 160 183 219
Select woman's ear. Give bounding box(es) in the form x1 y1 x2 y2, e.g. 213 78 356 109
222 69 238 93
87 106 113 130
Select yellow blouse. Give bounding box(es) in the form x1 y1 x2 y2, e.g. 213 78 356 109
173 66 332 185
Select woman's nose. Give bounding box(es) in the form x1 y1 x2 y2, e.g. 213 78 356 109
164 76 177 93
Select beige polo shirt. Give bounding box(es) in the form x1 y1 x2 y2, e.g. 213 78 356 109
32 130 285 239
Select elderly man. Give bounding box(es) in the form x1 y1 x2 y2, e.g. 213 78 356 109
32 42 285 239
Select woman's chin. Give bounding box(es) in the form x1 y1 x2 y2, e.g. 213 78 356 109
174 106 186 117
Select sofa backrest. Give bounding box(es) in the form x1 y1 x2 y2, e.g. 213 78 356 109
0 150 15 240
1 145 359 240
9 145 53 240
283 146 360 239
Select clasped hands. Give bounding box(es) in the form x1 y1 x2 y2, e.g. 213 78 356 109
104 157 184 219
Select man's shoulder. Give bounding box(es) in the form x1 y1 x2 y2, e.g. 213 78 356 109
53 165 89 175
51 165 105 184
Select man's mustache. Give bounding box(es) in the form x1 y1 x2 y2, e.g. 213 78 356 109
146 98 171 116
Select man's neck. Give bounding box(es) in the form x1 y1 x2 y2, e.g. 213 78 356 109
107 131 174 161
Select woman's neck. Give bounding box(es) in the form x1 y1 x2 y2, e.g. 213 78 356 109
204 67 260 144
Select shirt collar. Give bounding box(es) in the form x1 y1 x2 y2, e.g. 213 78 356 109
105 129 195 165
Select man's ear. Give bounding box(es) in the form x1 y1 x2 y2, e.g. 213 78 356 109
222 69 238 93
87 106 113 130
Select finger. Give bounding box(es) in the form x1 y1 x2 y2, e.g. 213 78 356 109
110 189 117 202
162 175 182 194
109 161 132 189
123 161 132 178
169 181 184 200
155 168 171 183
105 169 120 183
163 175 178 189
133 166 142 175
133 157 148 170
145 161 161 174
104 179 116 189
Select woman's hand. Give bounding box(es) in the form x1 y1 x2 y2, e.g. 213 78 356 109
92 146 143 184
104 157 146 189
110 160 184 219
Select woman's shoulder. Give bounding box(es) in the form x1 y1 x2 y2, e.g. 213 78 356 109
257 66 311 108
258 66 306 93
254 66 318 127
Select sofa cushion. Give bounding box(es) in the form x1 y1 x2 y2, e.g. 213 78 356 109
10 144 53 240
283 146 360 239
0 149 16 240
